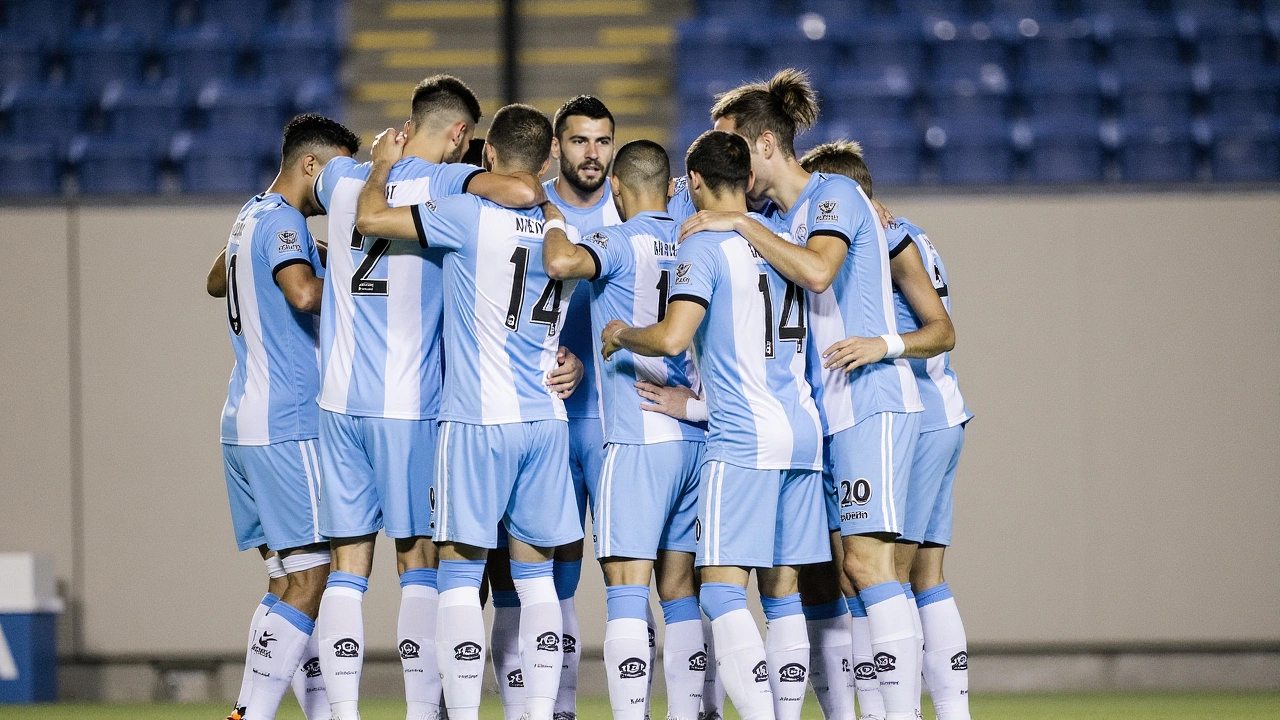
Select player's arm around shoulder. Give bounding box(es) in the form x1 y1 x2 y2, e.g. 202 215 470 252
542 203 601 281
602 238 711 360
354 128 419 241
681 209 844 293
889 239 954 355
465 168 545 209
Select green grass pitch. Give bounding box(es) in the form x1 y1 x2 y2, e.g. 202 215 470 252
4 693 1279 719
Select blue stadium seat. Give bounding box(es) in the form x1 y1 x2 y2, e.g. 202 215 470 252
989 0 1058 18
825 68 916 123
835 19 925 79
1019 66 1102 119
1026 119 1104 182
698 0 775 15
676 19 760 97
931 121 1015 184
799 0 870 17
100 80 186 140
99 0 174 42
928 22 1011 81
1209 116 1279 181
899 0 964 18
1195 17 1268 67
0 0 76 42
1113 65 1194 120
67 25 146 91
1119 120 1196 181
257 26 338 89
164 23 241 88
929 64 1011 120
1019 19 1096 68
293 77 340 118
820 121 922 185
764 28 837 86
1104 18 1182 68
179 131 271 193
200 0 271 40
1202 63 1280 119
0 30 46 83
0 140 60 194
1 83 84 137
199 80 287 136
70 136 160 193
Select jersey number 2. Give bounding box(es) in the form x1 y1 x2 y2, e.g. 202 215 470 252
350 229 390 296
507 246 563 336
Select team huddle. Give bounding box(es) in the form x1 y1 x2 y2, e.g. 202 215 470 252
209 68 972 720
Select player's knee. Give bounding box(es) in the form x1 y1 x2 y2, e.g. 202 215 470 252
893 541 918 584
655 559 696 602
553 540 584 563
909 545 946 591
797 562 843 606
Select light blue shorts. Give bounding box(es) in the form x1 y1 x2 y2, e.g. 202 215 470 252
593 440 704 560
434 420 583 549
569 416 606 527
696 461 830 569
828 411 921 537
223 439 323 552
902 424 965 546
822 436 840 533
317 410 437 539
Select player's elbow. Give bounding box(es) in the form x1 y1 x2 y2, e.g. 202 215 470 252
285 283 323 315
939 320 955 353
659 334 691 357
353 211 381 239
802 271 833 294
544 253 575 281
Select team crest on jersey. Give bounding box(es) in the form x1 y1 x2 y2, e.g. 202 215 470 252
584 231 608 248
674 262 692 285
816 200 839 222
277 230 301 253
794 224 807 243
673 176 688 193
423 199 438 213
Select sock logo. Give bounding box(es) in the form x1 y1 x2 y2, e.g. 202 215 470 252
618 657 647 679
648 626 656 648
950 651 968 671
778 662 807 682
252 631 276 658
874 652 896 672
454 641 482 661
333 638 360 658
535 632 560 652
854 662 876 681
688 650 707 672
507 668 524 688
841 658 850 673
562 633 577 654
398 639 420 660
752 660 769 683
302 658 322 678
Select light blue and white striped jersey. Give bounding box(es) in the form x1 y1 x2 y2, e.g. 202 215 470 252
578 211 705 445
411 195 581 425
220 193 322 446
666 176 696 223
543 178 622 419
765 173 922 436
886 219 972 432
669 216 823 471
313 154 483 420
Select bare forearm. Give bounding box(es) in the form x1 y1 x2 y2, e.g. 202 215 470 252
206 247 227 298
354 161 394 238
616 323 686 358
901 317 954 358
543 228 594 280
736 216 835 292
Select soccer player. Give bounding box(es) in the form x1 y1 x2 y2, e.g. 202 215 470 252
678 70 943 720
310 76 565 720
541 139 707 720
800 142 971 720
213 113 359 720
602 130 828 720
354 104 585 720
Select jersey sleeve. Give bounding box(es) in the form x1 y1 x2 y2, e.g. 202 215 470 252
883 220 914 258
313 155 357 214
576 226 627 282
259 208 316 282
807 175 873 247
668 239 719 309
411 194 481 251
440 162 486 198
666 177 697 223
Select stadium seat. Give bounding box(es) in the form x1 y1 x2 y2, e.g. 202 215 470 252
899 0 965 18
257 25 338 89
799 0 870 17
1018 19 1096 69
835 19 925 80
0 140 60 194
1025 119 1105 182
100 80 186 140
164 23 242 88
200 0 271 40
178 131 271 193
931 121 1015 184
1019 66 1102 119
821 121 922 185
0 30 46 84
99 0 174 42
70 136 160 193
928 22 1011 81
929 64 1011 121
293 77 340 118
1113 65 1194 121
1208 115 1278 181
1104 18 1182 68
825 68 916 123
698 0 775 15
1194 17 1269 67
1 83 84 137
0 0 76 42
675 19 761 97
1119 120 1196 181
67 25 146 91
1200 62 1280 119
198 80 287 136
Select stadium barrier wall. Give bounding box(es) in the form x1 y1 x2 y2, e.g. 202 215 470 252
1 189 1277 700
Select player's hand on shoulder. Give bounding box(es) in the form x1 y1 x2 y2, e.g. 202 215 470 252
370 127 406 167
510 171 548 207
546 345 584 398
679 210 743 242
872 198 895 230
541 201 566 226
823 335 888 373
601 319 629 360
635 381 699 420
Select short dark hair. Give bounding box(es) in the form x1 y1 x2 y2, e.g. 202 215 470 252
710 68 819 159
280 113 360 167
485 103 553 173
553 95 614 140
799 140 873 198
685 130 751 195
613 139 670 195
410 74 482 130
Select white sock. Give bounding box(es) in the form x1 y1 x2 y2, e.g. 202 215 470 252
700 614 725 720
646 603 657 720
604 617 651 720
400 582 442 720
437 586 486 720
245 603 313 720
317 576 367 720
918 586 969 720
662 618 706 720
491 593 525 720
556 596 580 718
849 597 885 720
806 611 856 720
290 630 329 719
710 610 773 720
235 594 276 715
513 568 563 720
763 607 809 720
904 587 924 718
861 585 918 720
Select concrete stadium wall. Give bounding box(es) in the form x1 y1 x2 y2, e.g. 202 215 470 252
1 190 1277 692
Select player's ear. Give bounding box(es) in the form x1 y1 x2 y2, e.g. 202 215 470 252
402 119 412 138
610 176 622 198
667 177 677 200
746 170 756 194
482 142 495 171
758 131 774 160
550 136 561 160
538 156 551 177
687 171 702 193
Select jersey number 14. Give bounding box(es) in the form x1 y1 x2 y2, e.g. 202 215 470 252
758 274 806 358
506 246 563 337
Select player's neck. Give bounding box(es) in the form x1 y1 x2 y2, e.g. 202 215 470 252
698 191 747 214
554 175 605 209
764 160 812 214
403 133 446 164
619 191 667 220
265 174 308 215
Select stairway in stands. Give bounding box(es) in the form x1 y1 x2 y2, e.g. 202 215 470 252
346 0 692 149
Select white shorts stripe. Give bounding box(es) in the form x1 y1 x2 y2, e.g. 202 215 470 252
885 413 897 534
436 421 450 540
300 440 321 544
599 444 619 557
879 414 890 533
